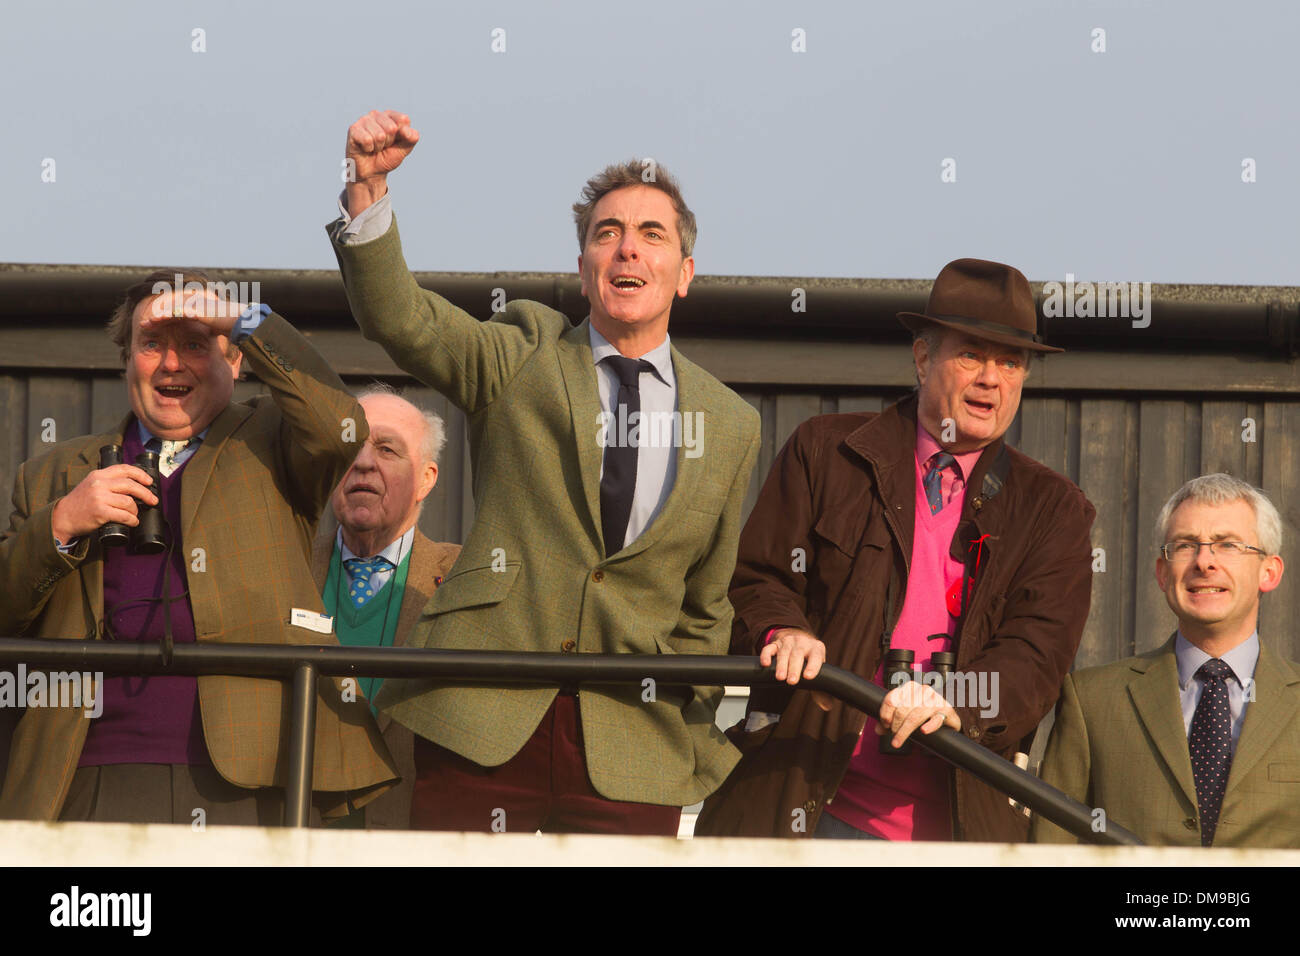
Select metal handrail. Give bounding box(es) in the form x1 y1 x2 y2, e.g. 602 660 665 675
0 637 1142 845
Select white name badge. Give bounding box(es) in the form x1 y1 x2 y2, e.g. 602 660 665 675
290 608 334 635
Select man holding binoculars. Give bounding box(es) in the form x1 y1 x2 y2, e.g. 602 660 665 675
698 259 1096 842
0 273 397 824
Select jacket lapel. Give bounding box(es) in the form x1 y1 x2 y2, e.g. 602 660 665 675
1128 636 1199 810
843 394 918 571
1225 644 1300 795
179 402 254 546
554 318 605 554
608 344 703 563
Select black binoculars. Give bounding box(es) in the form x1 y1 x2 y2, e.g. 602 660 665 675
97 444 166 555
878 644 957 756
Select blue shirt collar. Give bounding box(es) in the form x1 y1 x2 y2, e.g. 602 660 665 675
135 421 210 446
337 524 416 565
1175 630 1259 689
588 323 675 389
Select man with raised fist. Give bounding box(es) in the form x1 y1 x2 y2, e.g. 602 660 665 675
328 110 759 834
0 274 397 823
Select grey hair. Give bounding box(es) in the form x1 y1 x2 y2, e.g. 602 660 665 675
572 159 697 258
356 383 448 466
1156 473 1283 556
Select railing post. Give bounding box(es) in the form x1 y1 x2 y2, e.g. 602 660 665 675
284 660 318 828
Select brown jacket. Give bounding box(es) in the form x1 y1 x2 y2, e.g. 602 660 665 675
0 313 399 820
311 519 461 829
696 394 1096 841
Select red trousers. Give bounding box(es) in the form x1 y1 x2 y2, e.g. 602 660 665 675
411 693 681 836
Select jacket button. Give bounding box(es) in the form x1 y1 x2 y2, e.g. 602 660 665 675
1183 817 1198 831
591 570 604 583
561 639 577 653
803 800 817 813
966 726 980 739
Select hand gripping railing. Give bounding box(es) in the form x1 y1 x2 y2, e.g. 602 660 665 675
0 638 1142 845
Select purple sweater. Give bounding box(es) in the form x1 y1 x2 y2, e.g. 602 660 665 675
78 425 208 767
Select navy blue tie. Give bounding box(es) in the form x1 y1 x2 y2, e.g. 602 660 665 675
1189 658 1235 846
923 452 956 515
599 356 653 555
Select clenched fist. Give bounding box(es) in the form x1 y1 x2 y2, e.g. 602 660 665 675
345 110 421 218
50 464 157 546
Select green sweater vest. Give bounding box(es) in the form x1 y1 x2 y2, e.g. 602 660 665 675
323 543 411 710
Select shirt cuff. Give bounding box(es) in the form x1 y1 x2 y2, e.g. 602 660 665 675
336 190 393 245
230 303 271 344
54 536 78 554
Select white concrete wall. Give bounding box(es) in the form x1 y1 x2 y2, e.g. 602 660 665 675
2 821 1295 867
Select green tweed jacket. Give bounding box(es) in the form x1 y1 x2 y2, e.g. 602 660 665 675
0 313 399 820
1032 635 1300 847
330 218 761 806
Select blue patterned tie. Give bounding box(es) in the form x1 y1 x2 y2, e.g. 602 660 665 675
344 556 395 608
923 452 957 515
1189 658 1235 846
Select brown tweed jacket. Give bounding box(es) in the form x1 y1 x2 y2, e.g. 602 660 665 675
311 518 461 829
0 312 399 820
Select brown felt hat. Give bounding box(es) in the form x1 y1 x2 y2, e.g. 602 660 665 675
898 258 1062 353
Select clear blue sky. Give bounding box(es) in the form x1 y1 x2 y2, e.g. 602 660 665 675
5 0 1297 283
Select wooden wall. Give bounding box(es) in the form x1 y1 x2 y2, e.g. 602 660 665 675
3 352 1296 666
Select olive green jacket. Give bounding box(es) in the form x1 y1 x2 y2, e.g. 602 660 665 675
329 218 760 805
1033 636 1300 847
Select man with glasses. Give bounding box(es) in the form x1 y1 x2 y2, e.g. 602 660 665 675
1033 474 1300 847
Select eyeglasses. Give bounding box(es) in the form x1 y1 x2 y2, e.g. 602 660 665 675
1160 540 1266 562
952 350 1026 377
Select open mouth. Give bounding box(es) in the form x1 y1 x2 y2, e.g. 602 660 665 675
346 485 381 496
155 385 193 400
610 276 646 290
1188 586 1227 593
964 398 995 414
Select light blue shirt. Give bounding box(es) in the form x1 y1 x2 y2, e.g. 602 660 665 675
590 325 677 549
335 191 392 244
1175 631 1259 754
336 524 415 597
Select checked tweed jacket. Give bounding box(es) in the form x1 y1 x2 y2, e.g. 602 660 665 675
0 313 399 820
330 217 761 806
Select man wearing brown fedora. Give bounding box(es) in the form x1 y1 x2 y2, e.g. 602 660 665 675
696 258 1097 841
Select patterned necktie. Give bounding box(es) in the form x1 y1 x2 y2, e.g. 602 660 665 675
923 452 957 515
1188 658 1235 846
599 355 654 556
344 556 395 608
147 437 197 477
